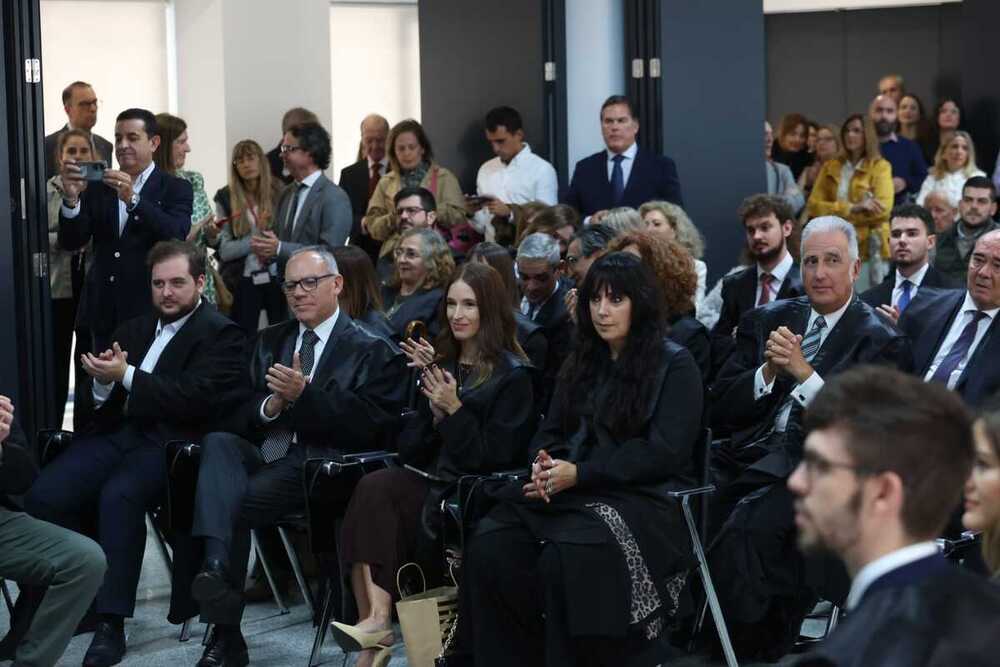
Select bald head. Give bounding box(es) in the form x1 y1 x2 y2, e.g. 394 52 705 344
968 230 1000 310
360 114 389 163
871 95 898 138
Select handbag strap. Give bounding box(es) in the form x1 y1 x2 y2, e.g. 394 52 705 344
429 166 439 195
396 561 427 599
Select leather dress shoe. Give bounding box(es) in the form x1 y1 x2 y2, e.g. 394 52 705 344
198 625 249 667
192 559 232 603
82 621 126 667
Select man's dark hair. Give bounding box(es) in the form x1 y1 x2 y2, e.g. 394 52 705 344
282 107 318 133
600 95 638 122
963 175 997 202
485 106 524 134
116 108 159 139
394 186 437 212
61 81 92 105
147 240 206 279
288 122 332 171
572 223 617 258
737 193 793 226
531 204 580 232
890 203 935 235
804 365 973 541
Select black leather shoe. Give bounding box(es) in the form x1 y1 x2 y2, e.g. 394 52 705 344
198 625 249 667
82 621 126 667
192 559 232 603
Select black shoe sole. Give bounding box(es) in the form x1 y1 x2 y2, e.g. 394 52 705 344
82 648 126 667
197 648 249 667
192 572 232 604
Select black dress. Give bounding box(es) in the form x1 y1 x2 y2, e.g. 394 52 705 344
381 284 444 339
461 340 704 666
339 354 537 600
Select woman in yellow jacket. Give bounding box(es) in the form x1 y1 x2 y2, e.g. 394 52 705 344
363 119 466 259
805 113 894 291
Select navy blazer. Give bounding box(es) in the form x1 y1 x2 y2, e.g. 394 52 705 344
859 264 957 311
58 167 193 336
897 288 1000 407
562 147 683 216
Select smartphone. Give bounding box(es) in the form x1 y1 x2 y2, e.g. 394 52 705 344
464 194 494 207
77 161 107 182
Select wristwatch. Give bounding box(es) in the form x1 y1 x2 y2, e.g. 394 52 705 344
127 192 140 212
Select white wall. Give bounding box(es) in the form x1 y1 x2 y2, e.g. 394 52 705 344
565 0 625 172
764 0 959 13
40 0 169 165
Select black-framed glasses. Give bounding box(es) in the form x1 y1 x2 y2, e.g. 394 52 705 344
800 449 877 481
393 247 421 260
395 206 425 217
279 144 304 155
281 273 335 294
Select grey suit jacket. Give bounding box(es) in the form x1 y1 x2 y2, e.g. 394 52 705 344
275 172 352 271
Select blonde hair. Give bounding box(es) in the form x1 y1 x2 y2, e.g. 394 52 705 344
836 113 882 165
639 200 705 259
228 140 280 238
931 130 979 180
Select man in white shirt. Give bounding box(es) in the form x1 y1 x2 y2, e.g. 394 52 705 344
470 106 557 245
789 366 1000 667
24 241 247 667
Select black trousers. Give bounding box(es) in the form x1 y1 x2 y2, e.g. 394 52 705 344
230 278 286 334
24 427 166 617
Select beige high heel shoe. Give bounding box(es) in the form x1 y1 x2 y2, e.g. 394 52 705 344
371 644 393 667
329 621 394 652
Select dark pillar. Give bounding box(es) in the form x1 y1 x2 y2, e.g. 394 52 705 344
962 0 1000 174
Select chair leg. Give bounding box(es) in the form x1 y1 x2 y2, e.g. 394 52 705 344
203 622 213 646
147 512 173 573
278 525 316 617
252 529 289 614
308 587 335 667
826 605 840 636
179 617 193 642
1 578 14 616
682 497 739 667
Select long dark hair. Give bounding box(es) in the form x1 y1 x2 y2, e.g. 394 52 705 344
333 245 383 318
435 262 526 388
559 252 667 437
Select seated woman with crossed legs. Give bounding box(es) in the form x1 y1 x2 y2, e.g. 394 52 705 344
332 262 538 667
458 252 703 666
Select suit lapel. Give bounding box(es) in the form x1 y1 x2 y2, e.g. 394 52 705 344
955 310 999 390
621 148 643 202
151 301 207 373
121 168 164 238
293 176 326 242
808 298 859 377
917 293 964 375
777 264 803 299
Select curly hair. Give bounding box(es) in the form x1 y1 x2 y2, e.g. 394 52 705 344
638 201 704 259
608 231 697 317
387 227 455 291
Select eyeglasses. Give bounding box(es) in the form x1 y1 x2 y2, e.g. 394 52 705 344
279 144 304 155
395 206 425 217
281 273 335 294
799 449 876 481
76 99 99 109
393 247 421 260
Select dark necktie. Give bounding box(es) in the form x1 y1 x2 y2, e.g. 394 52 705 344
897 280 912 312
259 329 320 463
773 316 827 433
929 311 987 386
757 273 774 306
610 154 625 205
285 182 308 235
367 162 381 200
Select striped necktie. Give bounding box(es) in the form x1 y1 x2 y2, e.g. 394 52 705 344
800 316 827 362
259 329 319 463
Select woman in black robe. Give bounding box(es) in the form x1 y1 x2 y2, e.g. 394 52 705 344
332 245 394 340
380 227 454 339
460 252 704 666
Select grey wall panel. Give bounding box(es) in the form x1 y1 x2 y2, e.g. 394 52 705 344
766 11 846 126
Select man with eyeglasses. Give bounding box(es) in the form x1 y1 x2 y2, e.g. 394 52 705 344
373 186 438 281
183 246 406 667
789 366 1000 667
44 81 113 179
707 216 913 661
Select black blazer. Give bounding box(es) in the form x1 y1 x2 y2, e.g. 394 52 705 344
515 311 548 375
1 418 35 510
398 353 537 481
527 281 574 412
58 166 194 336
794 555 1000 667
710 263 804 379
859 264 957 310
339 159 373 241
382 286 444 340
711 296 913 472
669 314 711 381
44 125 114 180
89 302 247 445
562 147 683 216
233 314 406 457
898 288 1000 407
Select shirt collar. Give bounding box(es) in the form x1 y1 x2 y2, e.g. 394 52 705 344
367 156 388 171
299 307 340 345
156 299 201 337
896 262 930 287
607 142 638 162
846 541 939 610
758 250 794 285
808 293 853 331
961 291 1000 320
134 161 156 193
298 169 322 189
504 143 533 166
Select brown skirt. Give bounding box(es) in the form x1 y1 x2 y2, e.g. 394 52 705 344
339 466 430 601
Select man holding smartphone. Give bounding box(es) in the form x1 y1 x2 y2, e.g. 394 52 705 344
43 81 114 179
58 108 193 353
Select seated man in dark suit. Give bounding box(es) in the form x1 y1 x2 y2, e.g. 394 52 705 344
790 366 1000 667
861 203 955 319
708 216 913 660
339 113 389 263
0 396 107 667
517 233 572 410
188 246 406 667
24 241 247 667
59 107 194 352
253 122 352 277
898 229 1000 408
711 194 804 377
562 95 682 220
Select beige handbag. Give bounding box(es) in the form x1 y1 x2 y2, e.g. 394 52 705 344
394 563 458 667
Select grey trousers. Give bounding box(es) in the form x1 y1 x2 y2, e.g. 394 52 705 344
0 508 106 667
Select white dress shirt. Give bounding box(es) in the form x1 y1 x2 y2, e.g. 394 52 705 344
474 144 558 239
923 292 998 389
260 308 340 425
92 301 202 406
519 281 561 321
756 251 794 305
846 541 939 610
605 142 639 187
62 161 157 237
753 296 853 432
891 262 930 308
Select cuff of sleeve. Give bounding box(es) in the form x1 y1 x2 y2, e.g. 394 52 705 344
754 364 775 399
92 380 114 404
122 365 136 392
276 241 283 257
791 371 824 407
61 201 81 218
575 461 594 488
260 395 281 422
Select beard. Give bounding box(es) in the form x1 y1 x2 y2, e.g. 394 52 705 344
752 241 784 265
156 294 201 324
874 120 895 137
797 487 864 558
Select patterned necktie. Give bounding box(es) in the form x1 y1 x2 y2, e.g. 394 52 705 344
800 316 827 362
897 280 912 312
929 311 987 387
757 273 774 306
367 162 381 200
259 329 320 463
610 154 625 205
